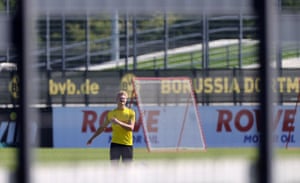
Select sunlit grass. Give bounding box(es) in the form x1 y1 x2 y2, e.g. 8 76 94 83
1 147 299 170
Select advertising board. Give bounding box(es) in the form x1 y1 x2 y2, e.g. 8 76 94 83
53 105 300 148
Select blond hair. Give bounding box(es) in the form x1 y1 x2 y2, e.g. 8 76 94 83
117 90 128 98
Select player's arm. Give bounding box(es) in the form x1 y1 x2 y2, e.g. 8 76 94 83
111 111 135 131
86 119 110 145
111 118 135 131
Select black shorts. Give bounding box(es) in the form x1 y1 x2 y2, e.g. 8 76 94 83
110 143 133 162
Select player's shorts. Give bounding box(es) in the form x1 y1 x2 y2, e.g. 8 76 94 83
110 142 133 162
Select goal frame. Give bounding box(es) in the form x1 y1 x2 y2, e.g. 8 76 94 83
132 76 207 152
286 78 300 149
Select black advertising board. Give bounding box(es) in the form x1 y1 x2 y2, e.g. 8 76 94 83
0 69 299 105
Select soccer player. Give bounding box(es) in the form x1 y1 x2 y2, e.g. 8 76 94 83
86 90 136 164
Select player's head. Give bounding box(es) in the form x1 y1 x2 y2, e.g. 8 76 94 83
116 90 128 105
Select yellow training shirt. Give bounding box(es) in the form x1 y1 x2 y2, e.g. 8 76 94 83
106 107 135 146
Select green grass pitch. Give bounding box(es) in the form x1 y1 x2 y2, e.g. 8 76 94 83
1 147 300 170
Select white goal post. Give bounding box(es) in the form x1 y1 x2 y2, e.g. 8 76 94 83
132 77 207 151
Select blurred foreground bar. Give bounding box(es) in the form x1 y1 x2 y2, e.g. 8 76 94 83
36 0 253 15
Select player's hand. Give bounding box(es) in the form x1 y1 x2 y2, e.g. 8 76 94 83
86 139 93 146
